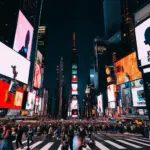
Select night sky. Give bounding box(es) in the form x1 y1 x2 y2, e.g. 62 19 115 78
41 0 104 109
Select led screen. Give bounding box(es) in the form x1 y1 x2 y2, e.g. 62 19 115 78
34 51 43 88
26 92 35 110
7 110 20 116
115 52 142 85
135 18 150 61
72 84 78 95
0 42 30 84
108 101 116 109
132 87 146 107
121 88 133 114
107 84 116 102
14 90 24 107
0 80 23 109
71 100 78 109
72 75 78 82
72 109 78 117
72 64 77 69
72 70 77 75
13 10 34 60
97 95 103 113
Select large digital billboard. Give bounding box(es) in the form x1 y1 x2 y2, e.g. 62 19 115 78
0 80 24 109
107 84 116 102
26 92 35 110
72 84 78 95
71 100 78 110
97 95 103 113
135 18 150 63
132 87 146 107
115 52 142 85
13 10 34 60
34 51 43 88
0 42 30 84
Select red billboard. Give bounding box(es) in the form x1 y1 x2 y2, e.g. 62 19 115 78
0 80 23 109
72 75 78 82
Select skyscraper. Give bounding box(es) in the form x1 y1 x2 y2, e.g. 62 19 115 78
55 57 64 118
69 32 79 118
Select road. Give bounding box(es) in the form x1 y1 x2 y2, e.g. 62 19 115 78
12 132 150 150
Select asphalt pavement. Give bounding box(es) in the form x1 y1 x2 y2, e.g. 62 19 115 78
11 132 150 150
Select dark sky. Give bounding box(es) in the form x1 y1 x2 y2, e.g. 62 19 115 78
41 0 104 110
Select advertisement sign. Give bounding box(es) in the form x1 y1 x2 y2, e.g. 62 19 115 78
132 87 146 107
71 100 78 110
97 95 103 113
72 84 78 95
0 42 30 84
14 90 24 107
26 92 35 110
72 109 78 117
121 87 133 114
7 110 20 116
135 18 150 63
107 84 116 102
108 102 116 109
72 64 77 69
72 75 78 82
115 52 142 85
13 10 34 60
34 51 43 88
0 80 24 109
72 70 77 75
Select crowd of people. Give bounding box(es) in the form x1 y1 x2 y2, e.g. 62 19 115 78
0 120 149 150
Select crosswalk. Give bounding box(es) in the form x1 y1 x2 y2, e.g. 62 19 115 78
12 136 150 150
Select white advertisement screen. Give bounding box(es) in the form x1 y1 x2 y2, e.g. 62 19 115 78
72 83 78 95
107 84 116 102
131 87 146 107
13 10 34 60
97 95 103 113
0 42 30 84
26 92 35 110
108 101 116 109
135 18 150 61
71 100 78 110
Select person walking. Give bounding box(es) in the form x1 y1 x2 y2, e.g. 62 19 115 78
16 124 24 149
1 125 14 150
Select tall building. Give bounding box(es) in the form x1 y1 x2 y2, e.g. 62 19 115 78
68 32 79 118
55 57 64 118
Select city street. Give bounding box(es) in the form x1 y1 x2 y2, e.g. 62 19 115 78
12 133 150 150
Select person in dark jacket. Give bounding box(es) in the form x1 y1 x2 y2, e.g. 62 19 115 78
16 124 24 149
68 125 74 150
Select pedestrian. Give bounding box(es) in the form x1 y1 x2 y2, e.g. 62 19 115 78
1 125 14 150
16 124 24 149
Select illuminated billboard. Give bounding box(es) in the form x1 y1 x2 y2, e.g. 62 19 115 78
0 42 30 84
107 84 116 102
0 80 23 109
26 92 35 110
72 64 77 69
97 95 103 113
115 52 142 85
72 84 78 95
72 75 78 82
34 51 43 88
135 18 150 64
71 100 78 110
13 10 34 60
72 70 77 75
131 87 146 107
